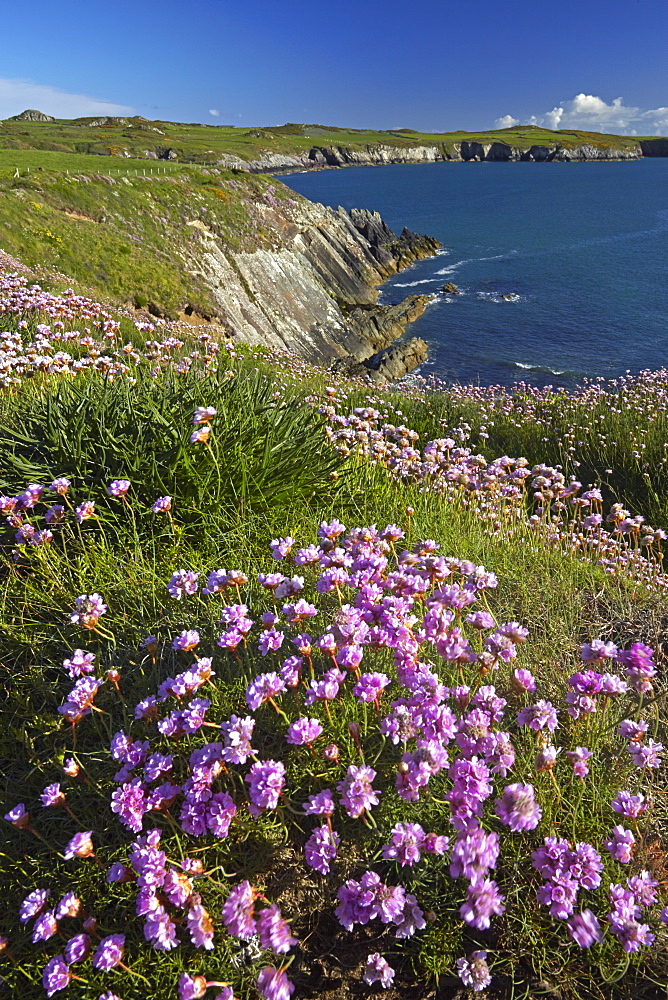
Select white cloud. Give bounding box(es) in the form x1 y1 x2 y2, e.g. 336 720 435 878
496 93 668 136
639 106 668 134
542 106 564 130
208 108 220 117
494 114 519 129
0 76 135 120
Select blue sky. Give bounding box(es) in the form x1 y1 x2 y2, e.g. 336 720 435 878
0 0 666 133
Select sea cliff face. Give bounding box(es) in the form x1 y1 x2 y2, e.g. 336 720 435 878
454 141 641 162
186 196 440 380
640 138 668 157
220 140 645 173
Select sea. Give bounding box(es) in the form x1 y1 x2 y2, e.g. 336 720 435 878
281 159 668 390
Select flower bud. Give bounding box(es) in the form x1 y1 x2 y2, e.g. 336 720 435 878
323 743 339 762
348 722 362 750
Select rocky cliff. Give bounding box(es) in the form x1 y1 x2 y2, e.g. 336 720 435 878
454 141 641 162
304 141 640 165
640 139 668 157
218 140 645 173
186 197 440 380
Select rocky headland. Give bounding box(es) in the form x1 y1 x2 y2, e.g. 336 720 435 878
186 199 440 382
9 111 664 384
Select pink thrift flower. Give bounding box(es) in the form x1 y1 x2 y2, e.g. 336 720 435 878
456 950 492 992
92 934 125 970
337 764 379 818
64 831 95 859
75 500 95 522
193 405 217 425
69 593 107 628
20 888 51 923
566 747 593 777
611 791 647 818
364 953 395 988
246 760 285 816
221 881 257 940
495 783 541 832
172 629 200 651
567 909 603 948
40 783 66 807
152 496 172 513
605 825 636 863
107 479 130 497
42 955 72 996
256 904 297 954
304 825 340 873
286 717 323 745
4 802 30 827
257 966 295 1000
190 425 212 444
512 668 536 692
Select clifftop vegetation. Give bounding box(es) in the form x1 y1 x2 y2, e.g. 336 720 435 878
0 160 300 317
0 248 668 1000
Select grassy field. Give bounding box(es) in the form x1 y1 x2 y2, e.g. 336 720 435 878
0 115 654 167
0 263 667 1000
0 149 195 177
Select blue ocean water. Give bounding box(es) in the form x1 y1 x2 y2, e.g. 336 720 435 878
282 160 668 389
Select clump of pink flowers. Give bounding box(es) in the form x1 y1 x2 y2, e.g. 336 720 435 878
2 516 667 1000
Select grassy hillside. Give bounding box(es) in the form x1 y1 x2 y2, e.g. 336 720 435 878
0 158 298 317
0 115 652 165
0 133 667 999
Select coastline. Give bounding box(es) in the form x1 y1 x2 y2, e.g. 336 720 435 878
282 156 668 390
238 138 663 175
269 156 647 176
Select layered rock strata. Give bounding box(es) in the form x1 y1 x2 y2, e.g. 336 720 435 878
331 336 429 384
185 200 440 379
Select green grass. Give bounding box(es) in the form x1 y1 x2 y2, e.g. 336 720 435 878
0 163 297 316
0 149 191 176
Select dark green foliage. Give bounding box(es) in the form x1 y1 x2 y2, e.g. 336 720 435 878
0 366 346 521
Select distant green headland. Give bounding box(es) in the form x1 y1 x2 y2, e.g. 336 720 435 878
1 109 666 171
